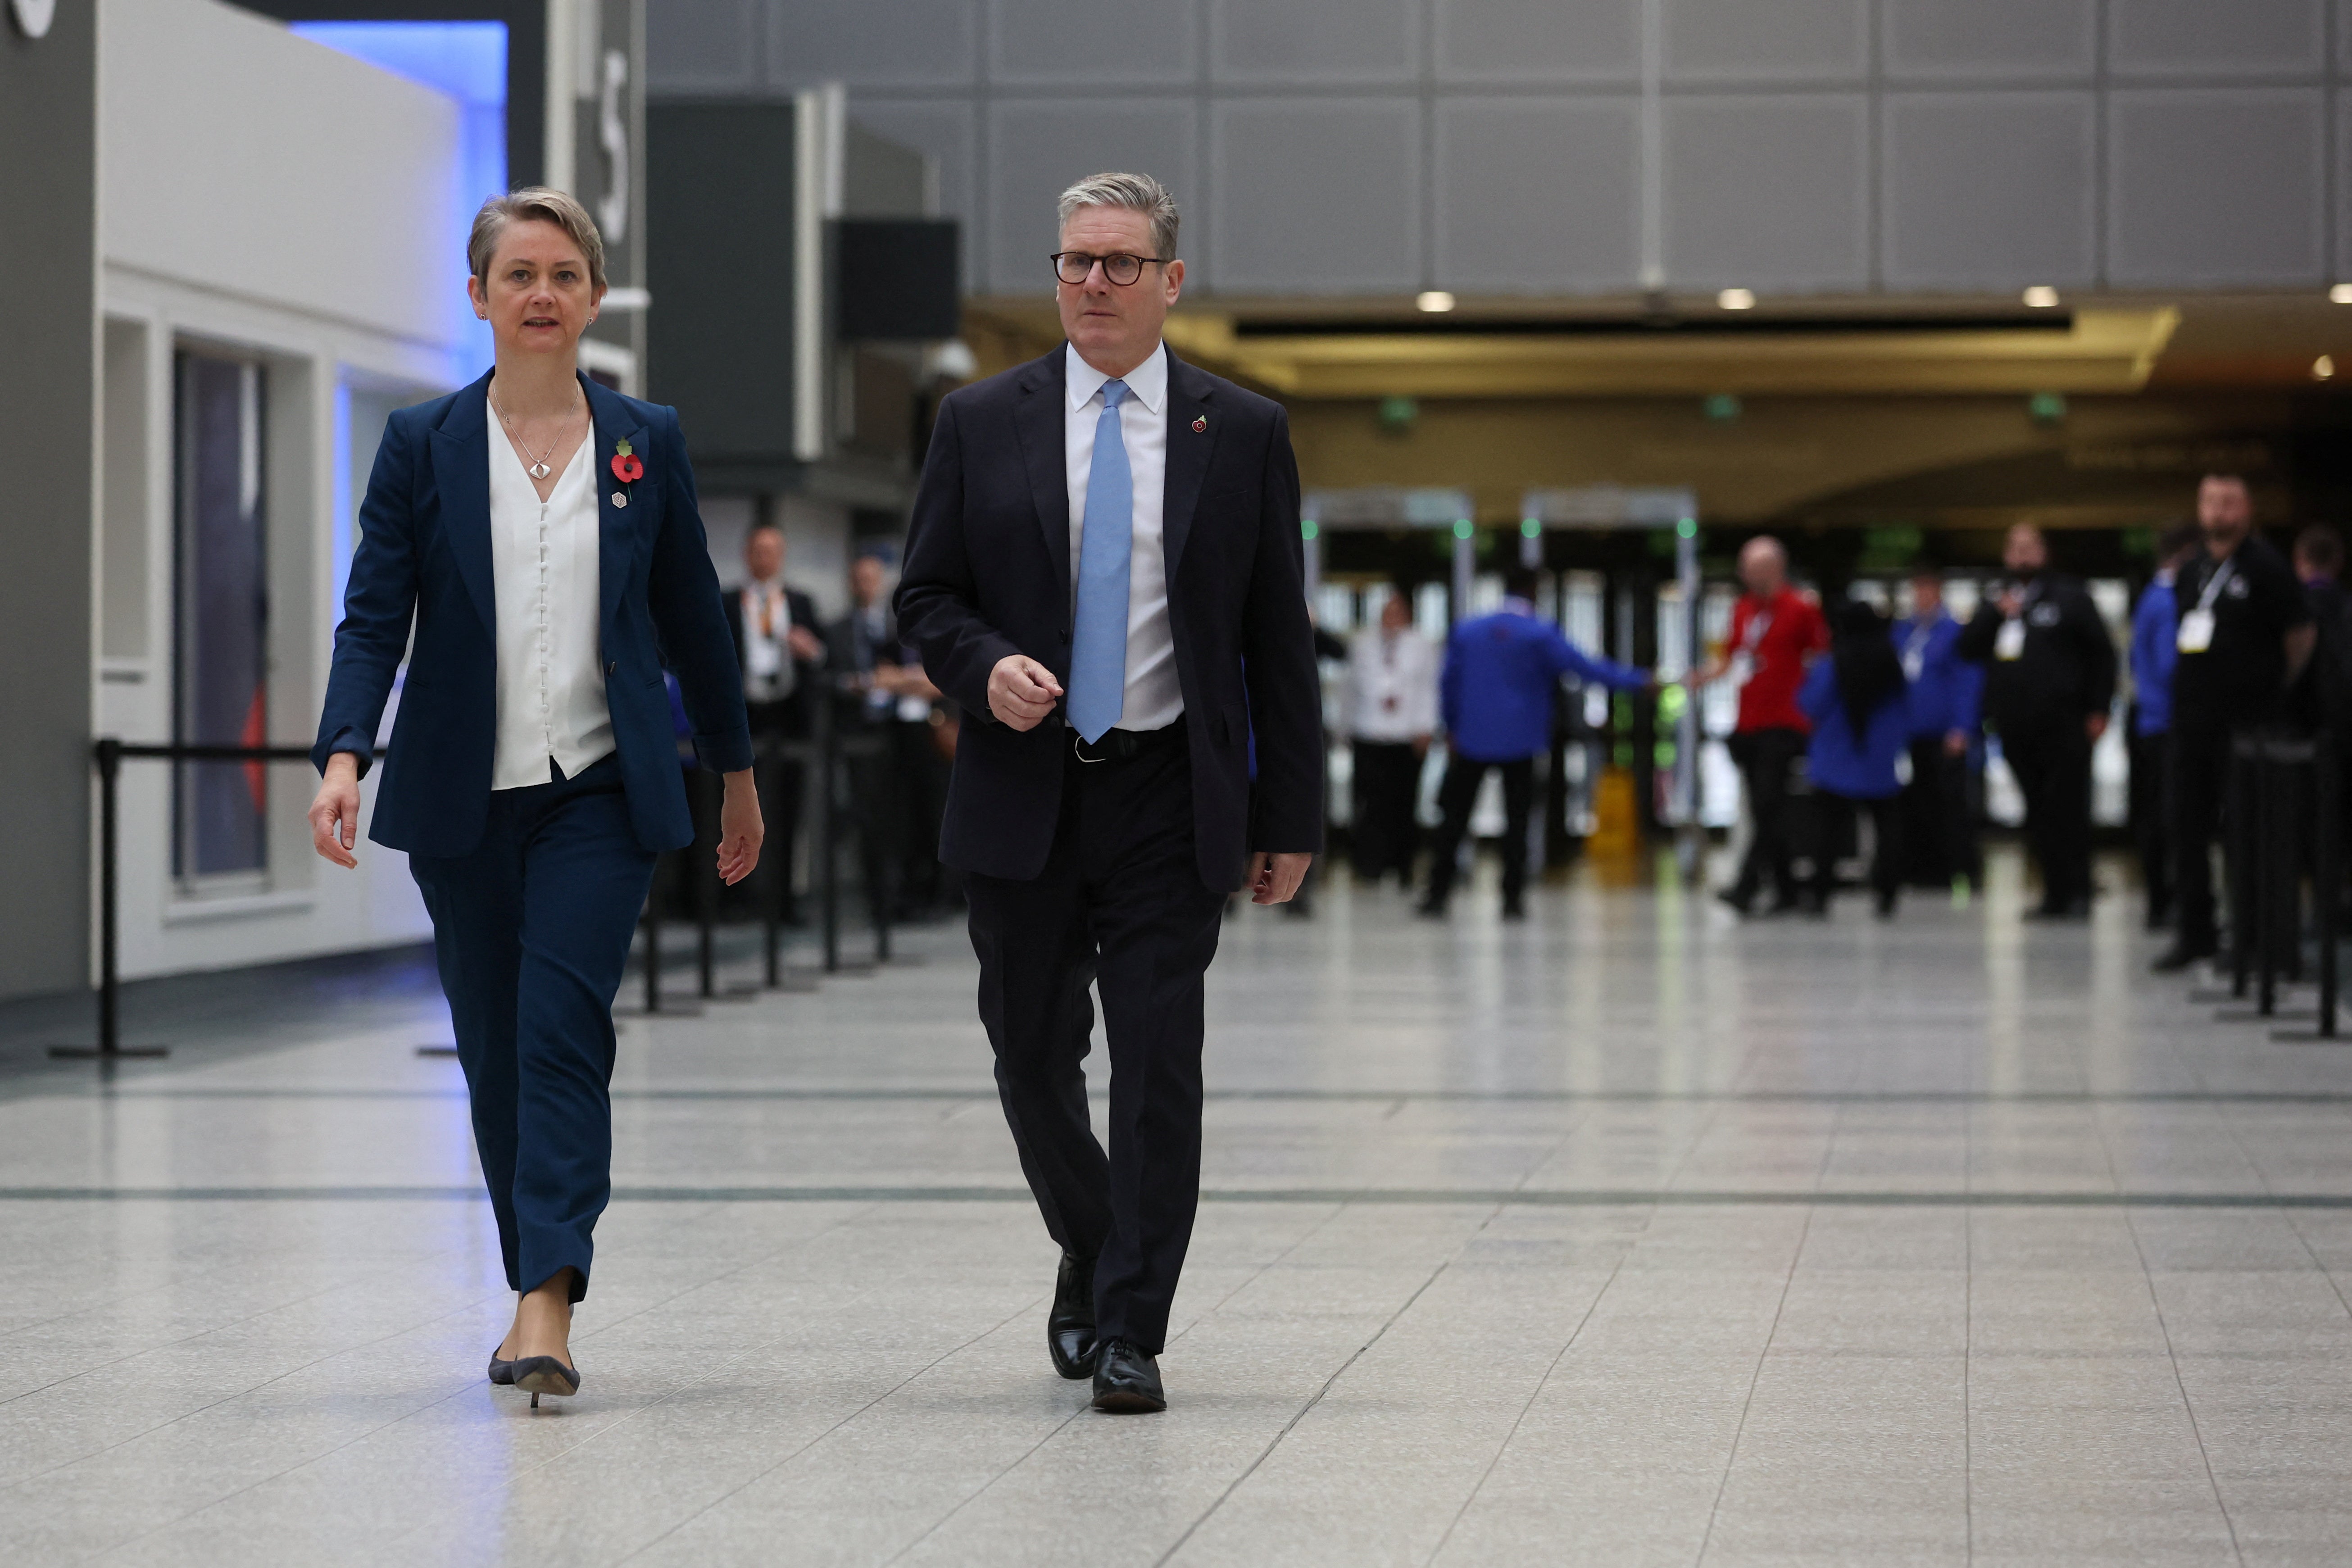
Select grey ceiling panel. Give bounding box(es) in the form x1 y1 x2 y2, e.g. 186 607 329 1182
1435 98 1640 291
988 98 1201 295
646 0 761 93
2108 90 2325 286
1880 0 2096 82
849 101 980 288
2108 0 2325 78
1881 93 2095 289
993 0 1200 89
1662 95 1870 290
1212 0 1420 85
1211 99 1421 292
765 0 979 89
1433 0 1642 85
1662 0 1868 84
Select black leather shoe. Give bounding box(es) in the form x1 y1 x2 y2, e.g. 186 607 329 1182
2152 940 2218 974
1048 1251 1098 1380
1715 887 1754 918
1090 1338 1165 1413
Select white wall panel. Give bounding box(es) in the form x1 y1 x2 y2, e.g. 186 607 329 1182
1435 99 1639 291
1212 0 1420 86
1881 93 2095 288
994 0 1199 89
1881 0 2096 82
1662 95 1869 290
764 0 978 89
990 99 1201 294
1212 100 1422 292
1433 0 1641 85
646 0 761 93
2108 90 2325 286
2108 0 2326 79
1662 0 1868 84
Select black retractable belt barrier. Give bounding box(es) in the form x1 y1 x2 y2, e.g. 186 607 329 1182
2217 731 2325 1026
2276 731 2343 1042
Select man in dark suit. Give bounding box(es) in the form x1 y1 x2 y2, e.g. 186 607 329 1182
896 171 1322 1413
829 552 949 919
722 523 825 921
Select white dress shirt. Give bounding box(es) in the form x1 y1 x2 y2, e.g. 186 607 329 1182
487 420 612 789
1345 625 1439 742
739 579 797 703
1065 341 1181 732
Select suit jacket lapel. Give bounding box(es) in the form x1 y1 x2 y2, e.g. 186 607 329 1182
1013 350 1072 609
1162 350 1218 582
584 375 648 639
427 371 497 639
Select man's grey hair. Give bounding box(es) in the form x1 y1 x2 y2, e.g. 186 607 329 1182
1057 172 1180 260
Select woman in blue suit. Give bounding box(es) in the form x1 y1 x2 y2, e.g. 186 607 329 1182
1799 600 1912 918
307 189 758 1404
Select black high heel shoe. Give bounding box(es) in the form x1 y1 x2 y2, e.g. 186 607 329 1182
510 1355 580 1407
488 1349 516 1386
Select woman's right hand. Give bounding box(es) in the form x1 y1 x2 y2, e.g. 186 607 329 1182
310 753 362 869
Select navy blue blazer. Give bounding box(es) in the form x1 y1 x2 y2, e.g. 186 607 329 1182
311 371 752 857
894 345 1323 890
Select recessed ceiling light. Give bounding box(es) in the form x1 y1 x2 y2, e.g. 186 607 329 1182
2331 284 2352 305
2317 355 2337 382
1415 290 1456 313
2022 285 2060 309
1717 288 1756 311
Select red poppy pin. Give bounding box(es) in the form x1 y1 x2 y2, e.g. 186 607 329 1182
609 437 644 485
1191 416 1207 433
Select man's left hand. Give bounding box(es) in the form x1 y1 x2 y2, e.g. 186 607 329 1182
787 626 825 663
1246 851 1312 905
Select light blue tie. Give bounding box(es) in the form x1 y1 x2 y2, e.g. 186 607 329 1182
1068 378 1132 743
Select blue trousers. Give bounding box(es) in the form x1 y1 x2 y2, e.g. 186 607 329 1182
408 756 656 1302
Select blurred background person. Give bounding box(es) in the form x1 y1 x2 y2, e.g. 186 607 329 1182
1420 565 1649 920
831 552 950 922
2156 476 2313 971
1958 523 2116 922
1892 564 1982 897
725 522 825 924
1343 583 1436 888
2129 523 2202 930
1694 536 1828 918
1799 600 1912 919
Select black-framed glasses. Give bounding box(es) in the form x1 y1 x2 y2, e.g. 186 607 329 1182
1050 251 1171 287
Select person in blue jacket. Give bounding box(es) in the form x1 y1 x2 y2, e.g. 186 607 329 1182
1420 565 1651 919
1891 568 1984 893
1799 599 1913 918
2129 523 2200 930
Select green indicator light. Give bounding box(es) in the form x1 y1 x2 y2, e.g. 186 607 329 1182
1301 519 1319 541
1676 518 1698 539
1520 518 1541 539
1453 519 1473 540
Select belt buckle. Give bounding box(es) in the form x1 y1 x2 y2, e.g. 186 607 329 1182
1072 731 1106 764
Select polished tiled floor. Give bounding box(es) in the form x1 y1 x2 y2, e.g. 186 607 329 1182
8 846 2352 1564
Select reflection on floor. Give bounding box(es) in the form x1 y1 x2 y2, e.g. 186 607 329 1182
5 845 2352 1565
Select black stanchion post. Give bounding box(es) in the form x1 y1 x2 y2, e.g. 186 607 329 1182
52 737 168 1059
2257 749 2278 1017
817 695 840 974
2228 741 2255 1000
2279 734 2343 1044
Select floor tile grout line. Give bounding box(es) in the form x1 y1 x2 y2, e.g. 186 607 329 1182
1151 1204 1504 1568
613 1292 1043 1567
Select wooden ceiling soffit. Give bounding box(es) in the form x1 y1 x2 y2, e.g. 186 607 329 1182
1157 308 2179 399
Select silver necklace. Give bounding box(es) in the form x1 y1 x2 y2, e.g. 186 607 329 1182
490 391 581 481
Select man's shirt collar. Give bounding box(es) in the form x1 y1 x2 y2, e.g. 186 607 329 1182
1066 340 1168 415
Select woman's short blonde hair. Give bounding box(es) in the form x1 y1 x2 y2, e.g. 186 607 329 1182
468 187 606 294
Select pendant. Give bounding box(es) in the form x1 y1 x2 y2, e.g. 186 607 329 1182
529 461 551 479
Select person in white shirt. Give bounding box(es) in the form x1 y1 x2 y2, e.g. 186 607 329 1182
724 523 825 920
1344 585 1437 886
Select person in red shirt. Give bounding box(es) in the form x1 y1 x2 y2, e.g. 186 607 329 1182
1695 536 1830 915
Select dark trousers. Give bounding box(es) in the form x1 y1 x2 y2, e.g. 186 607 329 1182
1728 727 1807 904
2130 728 2174 923
963 731 1227 1355
2171 717 2230 948
1424 754 1535 910
406 755 657 1302
748 700 805 919
1349 740 1422 884
2002 720 2094 913
1812 790 1903 911
1899 737 1980 889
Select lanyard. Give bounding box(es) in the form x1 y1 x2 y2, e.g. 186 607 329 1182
1738 605 1772 652
2192 559 2235 616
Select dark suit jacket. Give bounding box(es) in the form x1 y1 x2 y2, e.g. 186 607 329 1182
894 344 1323 891
311 370 752 856
722 582 824 734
